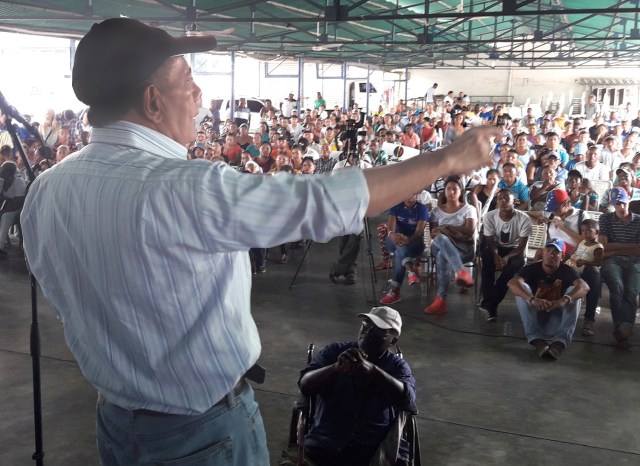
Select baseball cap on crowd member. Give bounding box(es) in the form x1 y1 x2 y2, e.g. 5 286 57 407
545 238 565 253
544 189 569 212
610 187 630 205
73 18 216 118
358 307 402 337
616 167 633 178
573 143 588 156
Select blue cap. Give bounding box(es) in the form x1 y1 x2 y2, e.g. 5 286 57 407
545 238 565 253
610 187 630 205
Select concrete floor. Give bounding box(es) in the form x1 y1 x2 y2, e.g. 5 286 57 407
1 231 639 466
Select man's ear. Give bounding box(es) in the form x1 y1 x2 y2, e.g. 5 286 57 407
140 84 164 124
390 336 398 346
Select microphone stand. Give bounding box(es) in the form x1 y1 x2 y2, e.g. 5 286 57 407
0 90 46 466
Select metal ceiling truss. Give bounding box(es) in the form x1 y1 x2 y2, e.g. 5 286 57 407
1 1 640 69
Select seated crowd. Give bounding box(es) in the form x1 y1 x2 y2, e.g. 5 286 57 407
1 91 640 357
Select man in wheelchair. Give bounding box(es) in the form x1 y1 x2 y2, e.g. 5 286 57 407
298 306 416 466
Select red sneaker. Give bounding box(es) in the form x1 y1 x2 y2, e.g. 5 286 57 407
455 269 473 288
380 288 401 304
408 272 420 286
424 296 447 315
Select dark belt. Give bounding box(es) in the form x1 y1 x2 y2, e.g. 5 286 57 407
99 364 265 418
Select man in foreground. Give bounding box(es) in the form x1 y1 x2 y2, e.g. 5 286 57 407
508 239 589 360
20 18 499 465
298 307 415 466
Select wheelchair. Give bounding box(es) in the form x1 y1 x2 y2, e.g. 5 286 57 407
282 343 422 466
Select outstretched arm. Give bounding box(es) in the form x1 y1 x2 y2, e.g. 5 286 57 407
364 126 500 216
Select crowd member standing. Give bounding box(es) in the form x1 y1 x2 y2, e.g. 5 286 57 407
314 91 326 109
281 92 297 117
21 18 499 466
425 83 438 108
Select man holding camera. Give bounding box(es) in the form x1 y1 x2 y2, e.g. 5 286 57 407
329 144 373 285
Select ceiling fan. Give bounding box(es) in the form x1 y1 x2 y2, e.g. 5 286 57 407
311 42 343 51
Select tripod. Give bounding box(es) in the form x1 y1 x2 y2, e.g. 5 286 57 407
289 148 379 304
289 219 378 304
0 90 45 466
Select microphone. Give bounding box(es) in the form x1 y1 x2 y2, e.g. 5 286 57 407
0 90 30 128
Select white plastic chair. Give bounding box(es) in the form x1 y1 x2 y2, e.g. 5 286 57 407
590 180 612 205
525 223 547 263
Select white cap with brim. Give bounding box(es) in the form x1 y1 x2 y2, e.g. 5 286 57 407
358 306 402 337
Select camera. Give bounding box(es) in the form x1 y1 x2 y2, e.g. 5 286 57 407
339 111 367 156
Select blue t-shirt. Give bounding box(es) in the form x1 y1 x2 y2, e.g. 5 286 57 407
389 201 429 237
498 178 530 204
557 148 569 165
479 111 493 121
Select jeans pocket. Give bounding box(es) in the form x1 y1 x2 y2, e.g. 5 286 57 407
145 437 232 465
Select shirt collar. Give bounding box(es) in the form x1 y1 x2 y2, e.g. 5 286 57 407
89 121 188 160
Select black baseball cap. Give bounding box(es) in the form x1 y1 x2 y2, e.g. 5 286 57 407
73 18 217 108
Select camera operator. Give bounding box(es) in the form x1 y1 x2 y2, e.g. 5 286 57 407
330 147 372 285
335 143 372 170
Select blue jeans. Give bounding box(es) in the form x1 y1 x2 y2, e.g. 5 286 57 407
96 381 269 465
431 234 474 298
515 285 581 347
601 256 640 329
384 235 425 288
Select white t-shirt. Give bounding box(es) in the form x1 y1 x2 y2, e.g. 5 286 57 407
483 209 532 249
600 149 622 171
425 87 437 102
282 99 297 118
431 203 477 227
565 240 604 273
574 161 610 181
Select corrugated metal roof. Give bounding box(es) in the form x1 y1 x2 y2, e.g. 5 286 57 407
0 1 639 69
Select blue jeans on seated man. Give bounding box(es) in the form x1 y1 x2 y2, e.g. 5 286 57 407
430 234 474 298
384 235 425 288
601 255 640 330
96 380 269 466
515 285 581 347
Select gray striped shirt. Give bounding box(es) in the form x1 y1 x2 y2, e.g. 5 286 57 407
22 121 369 414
